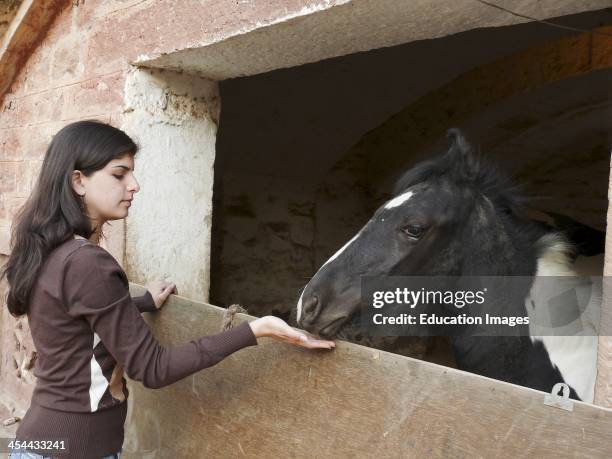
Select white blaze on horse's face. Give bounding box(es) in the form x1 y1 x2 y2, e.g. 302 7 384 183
384 191 414 209
296 231 362 323
297 190 416 323
296 288 305 323
321 232 362 269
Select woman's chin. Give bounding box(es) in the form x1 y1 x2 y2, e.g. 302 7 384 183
106 211 129 221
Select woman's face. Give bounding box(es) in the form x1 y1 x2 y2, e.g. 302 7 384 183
72 153 140 227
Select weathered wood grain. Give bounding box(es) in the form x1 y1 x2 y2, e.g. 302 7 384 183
124 284 612 458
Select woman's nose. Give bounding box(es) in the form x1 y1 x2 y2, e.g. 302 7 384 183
128 176 140 193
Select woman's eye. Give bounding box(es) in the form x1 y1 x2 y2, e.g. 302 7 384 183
401 224 425 239
112 174 124 180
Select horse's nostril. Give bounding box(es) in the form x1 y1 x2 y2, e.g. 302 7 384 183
302 295 319 319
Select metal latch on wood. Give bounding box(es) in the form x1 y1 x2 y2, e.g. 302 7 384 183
544 382 574 412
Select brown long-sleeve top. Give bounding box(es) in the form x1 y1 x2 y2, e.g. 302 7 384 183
15 237 258 458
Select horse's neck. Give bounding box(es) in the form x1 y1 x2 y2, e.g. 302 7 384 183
462 215 542 277
452 232 600 403
525 233 600 403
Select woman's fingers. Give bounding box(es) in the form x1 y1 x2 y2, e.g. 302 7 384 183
255 316 336 350
145 279 177 309
283 327 335 349
163 283 176 296
157 283 176 307
299 337 336 349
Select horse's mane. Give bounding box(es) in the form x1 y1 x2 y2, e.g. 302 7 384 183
393 129 526 216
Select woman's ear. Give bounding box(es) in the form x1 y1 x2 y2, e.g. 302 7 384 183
71 170 86 196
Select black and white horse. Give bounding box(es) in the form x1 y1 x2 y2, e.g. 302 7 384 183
296 129 602 402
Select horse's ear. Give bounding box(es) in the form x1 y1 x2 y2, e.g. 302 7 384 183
446 128 471 153
392 128 478 195
445 128 479 180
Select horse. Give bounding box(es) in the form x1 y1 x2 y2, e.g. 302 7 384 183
296 129 603 403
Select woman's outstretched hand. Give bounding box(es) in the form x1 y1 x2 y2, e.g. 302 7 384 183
249 316 336 350
145 279 178 309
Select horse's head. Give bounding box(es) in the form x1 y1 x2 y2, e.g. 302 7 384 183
297 129 527 338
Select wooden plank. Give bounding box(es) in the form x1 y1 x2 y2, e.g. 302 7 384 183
124 284 612 458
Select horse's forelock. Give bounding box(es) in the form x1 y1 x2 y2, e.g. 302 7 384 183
392 128 475 195
392 128 525 216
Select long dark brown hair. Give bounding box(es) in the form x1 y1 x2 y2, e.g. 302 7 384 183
1 120 138 317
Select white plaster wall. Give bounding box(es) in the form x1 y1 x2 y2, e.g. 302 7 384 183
122 68 220 302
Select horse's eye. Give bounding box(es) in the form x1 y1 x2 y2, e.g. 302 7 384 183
401 224 425 240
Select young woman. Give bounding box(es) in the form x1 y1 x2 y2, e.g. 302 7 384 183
2 120 335 459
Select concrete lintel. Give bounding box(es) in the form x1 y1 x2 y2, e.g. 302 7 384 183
135 0 612 80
